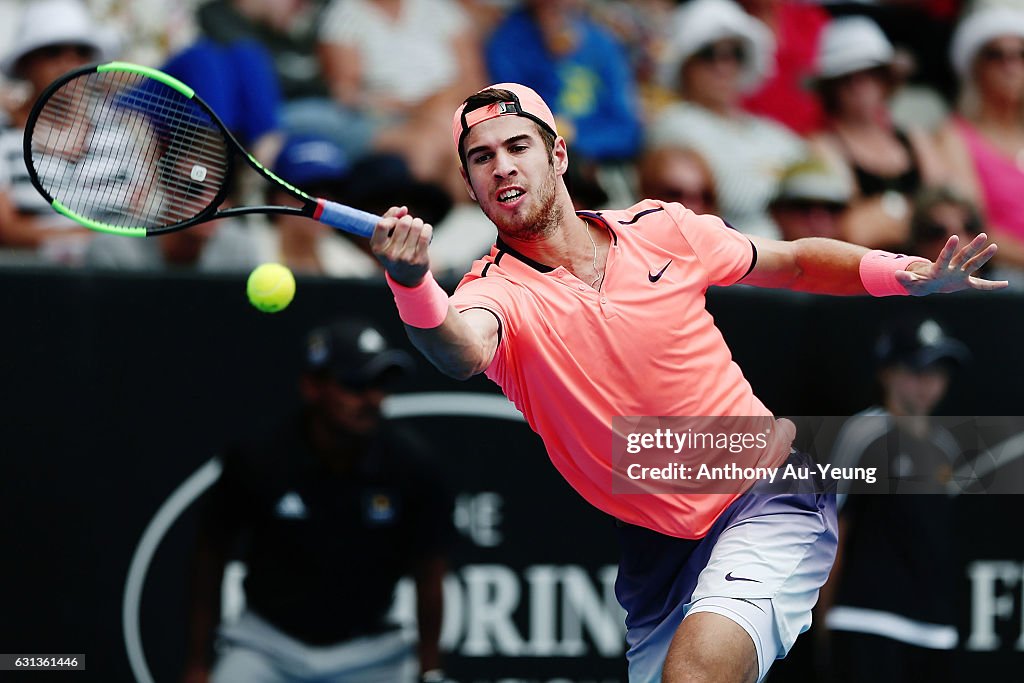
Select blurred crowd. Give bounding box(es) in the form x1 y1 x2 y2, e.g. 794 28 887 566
1 0 1024 284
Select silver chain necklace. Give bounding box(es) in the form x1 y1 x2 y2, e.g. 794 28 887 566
583 220 603 289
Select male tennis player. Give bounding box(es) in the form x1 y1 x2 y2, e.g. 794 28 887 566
369 84 1007 683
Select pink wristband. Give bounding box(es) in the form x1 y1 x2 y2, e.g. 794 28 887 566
859 250 929 297
386 271 449 328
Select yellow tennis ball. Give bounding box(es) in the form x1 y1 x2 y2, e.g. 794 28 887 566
246 263 295 313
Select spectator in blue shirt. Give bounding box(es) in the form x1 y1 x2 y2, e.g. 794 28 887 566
485 0 642 163
162 37 284 166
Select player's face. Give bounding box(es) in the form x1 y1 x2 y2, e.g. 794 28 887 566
882 365 950 417
461 116 565 241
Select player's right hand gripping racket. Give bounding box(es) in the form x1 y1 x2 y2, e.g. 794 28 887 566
24 62 381 238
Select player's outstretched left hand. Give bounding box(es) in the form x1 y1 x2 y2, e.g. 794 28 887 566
896 233 1010 295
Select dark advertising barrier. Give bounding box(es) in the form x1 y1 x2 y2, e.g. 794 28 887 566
1 268 1022 682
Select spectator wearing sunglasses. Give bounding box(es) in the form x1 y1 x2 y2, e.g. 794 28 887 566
0 0 117 265
648 0 806 240
769 160 852 242
937 6 1024 271
637 145 719 216
809 16 947 252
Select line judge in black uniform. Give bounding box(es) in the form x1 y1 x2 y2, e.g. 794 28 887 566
183 319 453 683
821 317 971 683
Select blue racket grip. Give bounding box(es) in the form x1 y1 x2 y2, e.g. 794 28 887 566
314 199 380 238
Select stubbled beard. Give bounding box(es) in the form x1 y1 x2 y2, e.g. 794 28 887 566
487 166 560 242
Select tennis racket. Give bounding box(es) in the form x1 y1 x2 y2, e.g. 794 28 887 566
23 61 380 238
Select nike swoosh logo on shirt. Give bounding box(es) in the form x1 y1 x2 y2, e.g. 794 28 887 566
725 572 761 583
648 260 672 282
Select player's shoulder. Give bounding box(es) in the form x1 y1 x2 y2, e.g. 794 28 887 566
454 243 521 291
587 200 718 248
586 199 688 232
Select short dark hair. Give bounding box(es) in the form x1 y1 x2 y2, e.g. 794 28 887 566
459 88 557 166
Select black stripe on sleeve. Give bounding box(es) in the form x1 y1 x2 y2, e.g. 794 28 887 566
739 239 758 281
461 306 503 347
617 207 665 225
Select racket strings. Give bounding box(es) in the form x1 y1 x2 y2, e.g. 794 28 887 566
30 70 231 230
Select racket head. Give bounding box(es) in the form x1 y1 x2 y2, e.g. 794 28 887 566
24 62 240 237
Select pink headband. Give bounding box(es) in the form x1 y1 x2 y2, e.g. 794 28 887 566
452 82 558 157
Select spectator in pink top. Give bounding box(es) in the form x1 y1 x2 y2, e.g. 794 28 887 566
938 6 1024 270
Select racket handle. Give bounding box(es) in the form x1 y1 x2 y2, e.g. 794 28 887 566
313 199 380 238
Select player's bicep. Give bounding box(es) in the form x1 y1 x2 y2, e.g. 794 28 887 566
407 304 500 380
738 235 800 288
458 306 501 370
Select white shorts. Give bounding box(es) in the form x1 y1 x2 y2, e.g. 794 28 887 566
616 451 838 682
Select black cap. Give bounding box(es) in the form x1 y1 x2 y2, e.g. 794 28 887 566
305 319 414 389
874 317 971 371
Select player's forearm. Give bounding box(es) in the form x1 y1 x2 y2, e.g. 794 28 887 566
406 306 494 380
374 210 496 378
786 237 871 295
755 234 1004 297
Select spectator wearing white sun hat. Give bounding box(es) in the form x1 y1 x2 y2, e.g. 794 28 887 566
808 16 947 251
0 0 117 80
0 0 120 265
647 0 805 240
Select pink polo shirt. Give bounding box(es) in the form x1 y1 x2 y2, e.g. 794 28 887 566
450 200 784 538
